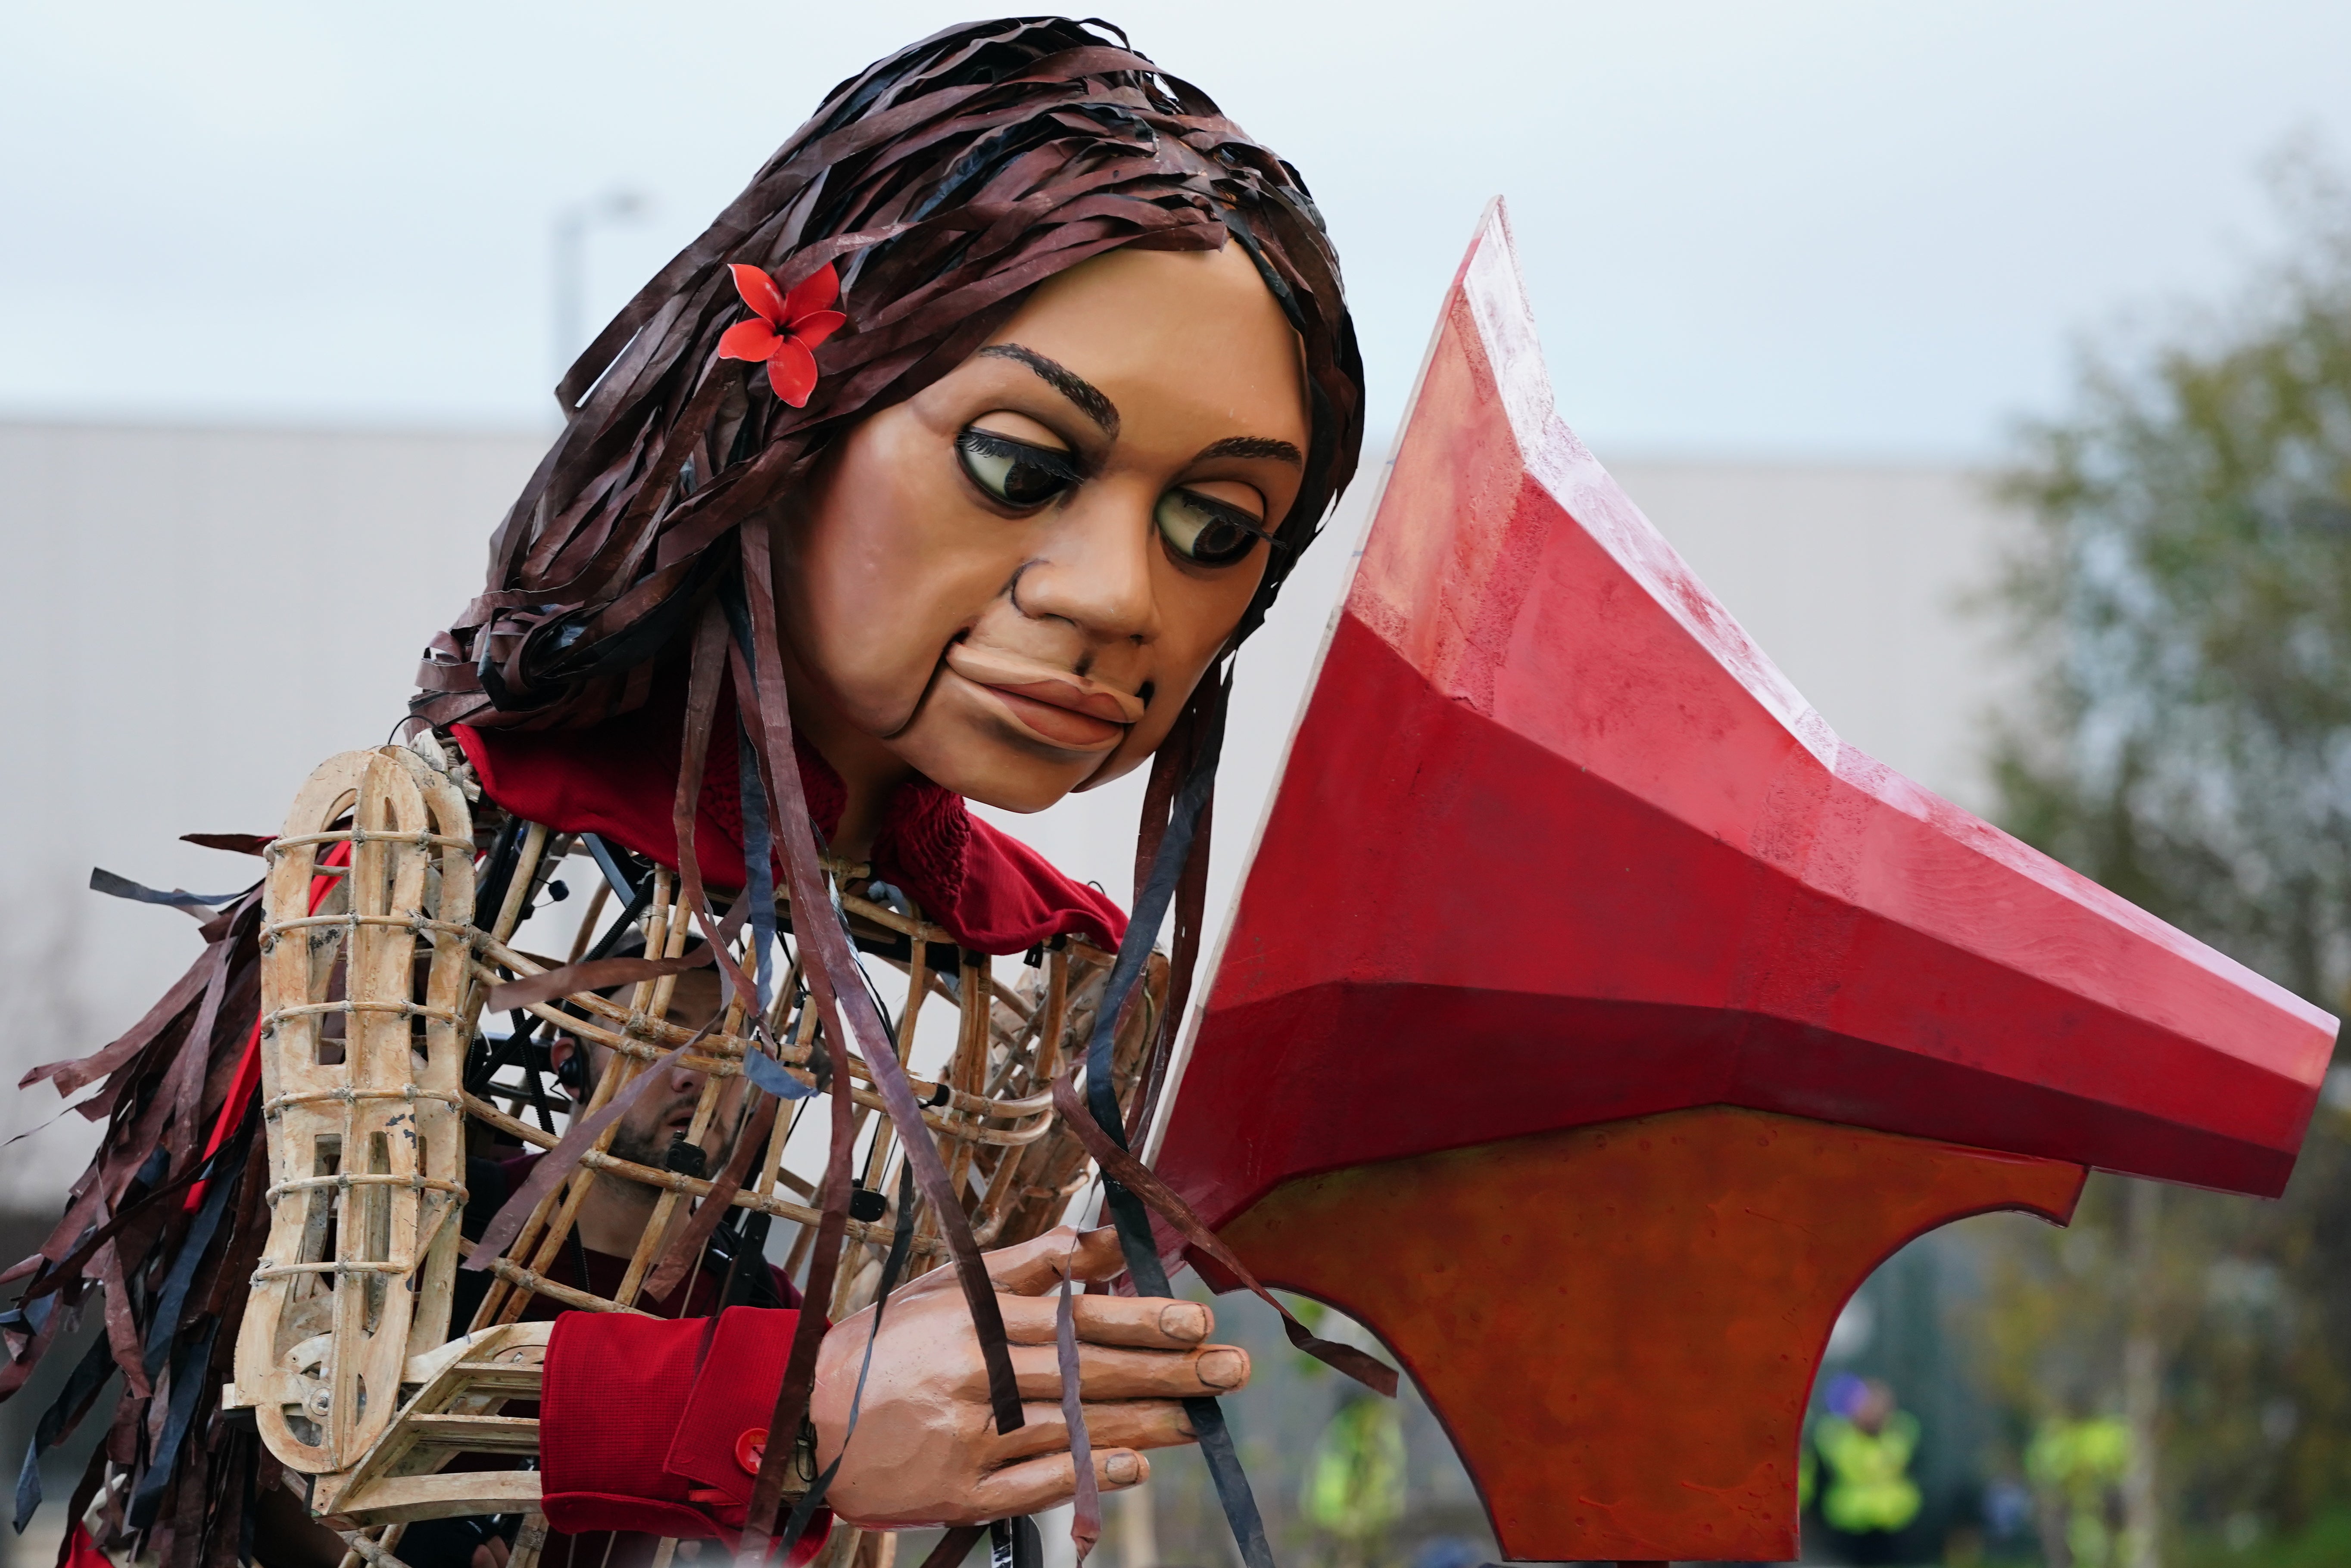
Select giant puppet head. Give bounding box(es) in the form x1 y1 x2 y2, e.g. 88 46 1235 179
392 33 1367 1540
412 19 1364 836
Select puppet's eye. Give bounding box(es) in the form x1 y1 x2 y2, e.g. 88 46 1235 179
1155 488 1269 567
957 427 1079 509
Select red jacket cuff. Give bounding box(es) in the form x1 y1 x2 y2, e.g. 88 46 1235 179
543 1305 826 1555
667 1308 808 1504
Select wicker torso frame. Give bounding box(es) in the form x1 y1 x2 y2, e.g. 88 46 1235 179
225 739 1162 1568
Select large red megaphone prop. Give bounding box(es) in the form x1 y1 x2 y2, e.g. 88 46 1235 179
1147 202 2334 1564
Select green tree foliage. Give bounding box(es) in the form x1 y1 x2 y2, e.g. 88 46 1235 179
1976 152 2351 1560
1994 158 2351 997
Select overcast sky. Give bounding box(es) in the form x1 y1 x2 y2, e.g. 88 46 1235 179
6 1 2350 459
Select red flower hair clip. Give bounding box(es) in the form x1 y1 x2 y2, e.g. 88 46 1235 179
717 261 846 408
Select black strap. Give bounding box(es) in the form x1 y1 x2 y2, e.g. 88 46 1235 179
990 1515 1043 1568
769 1161 919 1560
1073 668 1282 1568
1080 670 1228 1151
125 1318 220 1530
13 1329 116 1530
88 868 248 910
736 718 782 1014
141 1121 252 1380
713 1210 783 1312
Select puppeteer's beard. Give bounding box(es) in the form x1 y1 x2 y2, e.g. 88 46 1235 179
606 1123 675 1171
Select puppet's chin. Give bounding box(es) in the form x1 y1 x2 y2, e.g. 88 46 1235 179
880 674 1115 814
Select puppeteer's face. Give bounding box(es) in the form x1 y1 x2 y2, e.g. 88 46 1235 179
775 241 1310 811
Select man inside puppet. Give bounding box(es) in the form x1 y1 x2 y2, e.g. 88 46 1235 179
1 18 1388 1568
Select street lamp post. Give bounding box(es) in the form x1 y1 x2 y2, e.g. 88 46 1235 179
552 188 648 400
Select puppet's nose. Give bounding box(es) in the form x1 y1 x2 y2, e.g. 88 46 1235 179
1010 492 1157 645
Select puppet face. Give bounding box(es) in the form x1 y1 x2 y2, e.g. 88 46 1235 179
773 241 1310 812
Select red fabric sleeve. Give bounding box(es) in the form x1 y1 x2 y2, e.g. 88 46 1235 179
541 1307 829 1561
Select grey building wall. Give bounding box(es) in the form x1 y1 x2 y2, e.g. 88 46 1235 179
0 420 544 1200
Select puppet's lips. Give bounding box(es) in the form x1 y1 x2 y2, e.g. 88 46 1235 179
987 688 1126 748
988 680 1131 724
942 645 1144 747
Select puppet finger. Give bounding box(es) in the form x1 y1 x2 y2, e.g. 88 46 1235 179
1009 1342 1250 1400
997 1292 1212 1349
990 1399 1195 1462
972 1449 1148 1518
888 1223 1101 1307
984 1226 1124 1296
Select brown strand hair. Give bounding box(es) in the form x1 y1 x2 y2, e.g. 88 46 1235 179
413 16 1364 734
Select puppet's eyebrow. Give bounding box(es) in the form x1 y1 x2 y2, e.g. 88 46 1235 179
978 344 1119 436
1193 435 1303 466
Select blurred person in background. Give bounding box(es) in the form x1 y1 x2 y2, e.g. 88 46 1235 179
1808 1374 1922 1565
2024 1413 2130 1568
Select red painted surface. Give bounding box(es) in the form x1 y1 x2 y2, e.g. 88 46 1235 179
1154 201 2334 1239
1219 1106 2087 1563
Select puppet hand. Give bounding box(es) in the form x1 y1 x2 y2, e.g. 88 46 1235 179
809 1225 1247 1528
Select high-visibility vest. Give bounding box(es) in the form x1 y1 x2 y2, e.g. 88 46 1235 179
2024 1415 2132 1568
1813 1411 1923 1534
